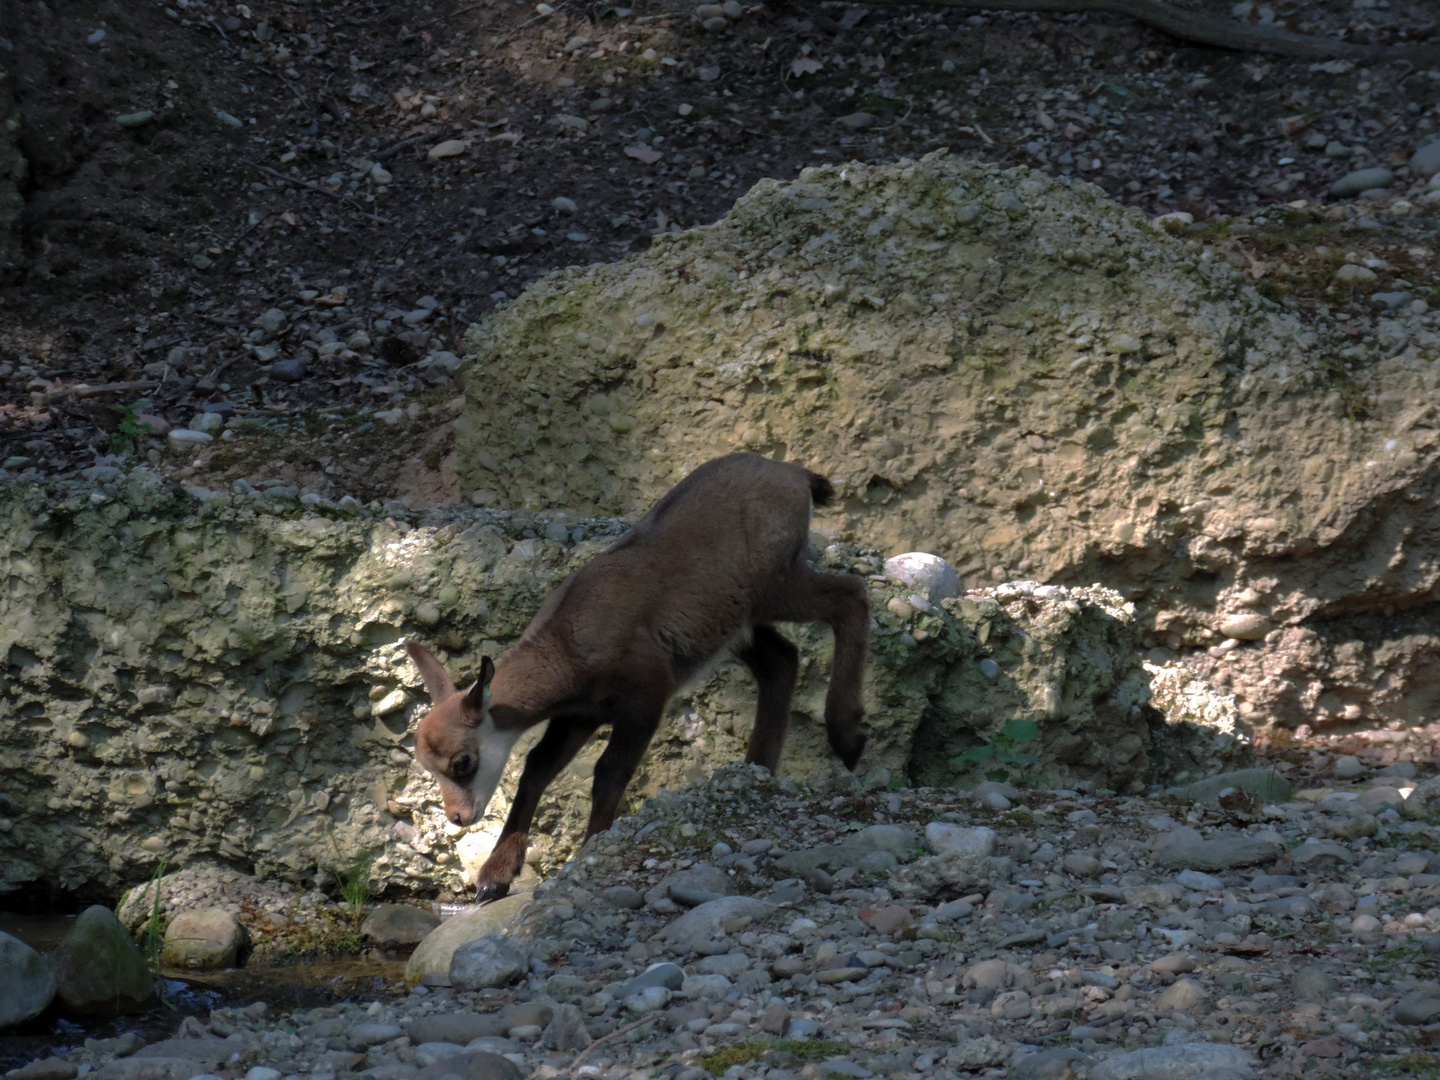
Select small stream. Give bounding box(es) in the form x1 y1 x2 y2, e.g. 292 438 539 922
0 911 409 1074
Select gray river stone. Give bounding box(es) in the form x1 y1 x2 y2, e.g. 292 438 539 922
657 896 775 951
1328 167 1393 198
1166 768 1290 805
406 1013 507 1045
1411 139 1440 179
1153 833 1282 872
1089 1043 1256 1080
51 906 155 1015
615 962 686 999
1395 983 1440 1025
404 895 530 987
0 931 56 1030
448 934 528 990
413 1051 523 1080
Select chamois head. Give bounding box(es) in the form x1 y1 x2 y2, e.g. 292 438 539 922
405 641 516 827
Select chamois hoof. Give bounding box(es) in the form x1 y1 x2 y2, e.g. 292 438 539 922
838 731 866 772
474 879 512 904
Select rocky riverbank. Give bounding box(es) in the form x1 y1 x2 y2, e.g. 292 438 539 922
8 756 1440 1080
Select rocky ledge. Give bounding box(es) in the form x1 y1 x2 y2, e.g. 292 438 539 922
9 758 1440 1080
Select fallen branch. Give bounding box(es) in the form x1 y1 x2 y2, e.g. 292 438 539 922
42 380 161 403
566 1015 656 1073
817 0 1439 63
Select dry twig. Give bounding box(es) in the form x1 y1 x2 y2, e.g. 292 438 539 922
566 1015 657 1073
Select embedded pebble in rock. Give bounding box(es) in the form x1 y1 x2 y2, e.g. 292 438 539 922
882 552 961 603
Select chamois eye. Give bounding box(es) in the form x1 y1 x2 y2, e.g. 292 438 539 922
453 754 475 778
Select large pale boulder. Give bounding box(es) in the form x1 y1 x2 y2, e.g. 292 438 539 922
160 907 248 969
404 895 530 986
50 906 155 1015
450 151 1440 737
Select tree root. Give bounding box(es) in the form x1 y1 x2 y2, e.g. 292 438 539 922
822 0 1438 64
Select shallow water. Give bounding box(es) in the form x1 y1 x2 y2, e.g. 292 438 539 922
0 912 407 1073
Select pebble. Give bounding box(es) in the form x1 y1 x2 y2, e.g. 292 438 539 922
1333 754 1366 779
837 112 877 130
1328 166 1393 198
116 111 155 128
428 140 468 160
269 358 307 383
166 429 214 452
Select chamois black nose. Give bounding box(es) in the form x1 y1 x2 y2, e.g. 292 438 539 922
449 809 466 826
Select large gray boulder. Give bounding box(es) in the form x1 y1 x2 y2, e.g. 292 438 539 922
0 931 56 1029
0 472 1241 900
50 906 155 1015
449 151 1440 742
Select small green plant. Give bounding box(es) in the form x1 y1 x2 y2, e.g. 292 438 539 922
336 854 374 916
141 854 170 969
140 855 180 1010
112 404 154 455
952 718 1041 784
701 1040 849 1074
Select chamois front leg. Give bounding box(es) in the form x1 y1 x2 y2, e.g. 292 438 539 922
475 716 598 903
583 684 670 838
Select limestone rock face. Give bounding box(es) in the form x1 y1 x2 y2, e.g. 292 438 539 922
451 151 1440 736
0 473 1241 899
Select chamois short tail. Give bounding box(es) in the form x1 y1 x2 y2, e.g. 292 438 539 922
805 469 835 508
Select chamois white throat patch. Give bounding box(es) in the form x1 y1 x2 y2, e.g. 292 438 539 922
469 710 522 824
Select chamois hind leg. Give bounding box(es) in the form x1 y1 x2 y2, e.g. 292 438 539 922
737 624 799 773
760 569 870 770
584 682 671 839
475 716 599 903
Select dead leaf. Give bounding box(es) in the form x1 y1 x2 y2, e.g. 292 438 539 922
624 143 664 164
790 56 824 77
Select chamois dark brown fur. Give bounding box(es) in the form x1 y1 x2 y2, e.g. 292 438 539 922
406 452 869 901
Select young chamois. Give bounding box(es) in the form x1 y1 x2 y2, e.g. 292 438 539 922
405 452 870 902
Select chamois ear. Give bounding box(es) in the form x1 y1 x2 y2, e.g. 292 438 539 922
406 640 458 702
463 656 495 711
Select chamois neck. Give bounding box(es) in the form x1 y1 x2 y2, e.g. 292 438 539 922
488 638 579 727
